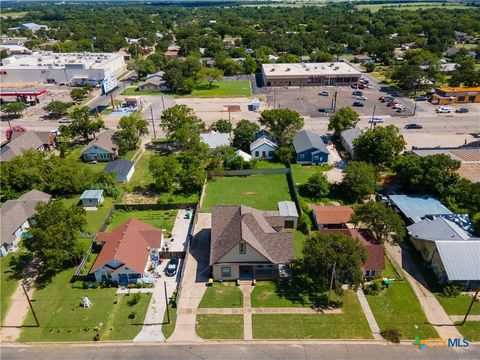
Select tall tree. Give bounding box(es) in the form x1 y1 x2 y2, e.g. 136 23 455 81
160 105 205 147
328 107 360 134
70 88 88 103
341 161 379 202
233 119 259 153
115 112 149 154
353 125 406 166
149 155 181 192
43 101 71 118
299 172 330 200
352 202 406 244
212 119 232 133
259 109 304 146
65 106 105 141
1 102 27 117
199 67 224 88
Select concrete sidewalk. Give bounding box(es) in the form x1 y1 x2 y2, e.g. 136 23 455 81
356 289 382 340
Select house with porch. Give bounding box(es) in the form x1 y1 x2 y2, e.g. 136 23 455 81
250 135 278 160
210 205 294 281
81 129 118 162
311 205 354 229
90 219 163 284
293 130 329 165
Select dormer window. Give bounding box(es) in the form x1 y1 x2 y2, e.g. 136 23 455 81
239 242 246 254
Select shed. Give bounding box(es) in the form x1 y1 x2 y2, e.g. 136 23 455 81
80 190 104 209
277 201 299 229
235 149 252 161
103 159 135 183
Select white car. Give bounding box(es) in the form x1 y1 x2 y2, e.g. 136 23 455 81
393 103 405 110
436 106 452 113
368 117 385 124
356 95 368 101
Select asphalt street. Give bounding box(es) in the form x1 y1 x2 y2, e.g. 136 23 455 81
2 343 479 360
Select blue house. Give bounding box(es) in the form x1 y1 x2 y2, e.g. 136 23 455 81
293 130 329 165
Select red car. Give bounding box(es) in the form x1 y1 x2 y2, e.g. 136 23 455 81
358 84 366 89
378 95 387 102
387 99 399 107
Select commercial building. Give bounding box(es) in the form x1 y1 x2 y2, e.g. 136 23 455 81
388 195 452 224
0 51 126 86
430 87 480 105
261 62 361 87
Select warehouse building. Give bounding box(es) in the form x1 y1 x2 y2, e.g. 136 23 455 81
261 62 361 87
0 51 126 86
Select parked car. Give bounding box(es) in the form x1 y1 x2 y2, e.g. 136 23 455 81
360 78 369 84
405 123 423 129
378 95 387 102
165 258 179 277
351 83 358 89
396 107 407 113
436 106 452 113
376 193 389 203
58 119 71 124
352 90 363 96
456 107 469 113
358 83 366 89
352 101 365 107
415 96 429 101
319 90 330 96
387 100 399 107
356 95 368 100
368 117 384 124
393 103 405 110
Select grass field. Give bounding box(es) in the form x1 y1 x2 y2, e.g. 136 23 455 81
107 209 177 235
436 295 480 316
199 282 243 308
19 268 151 342
123 151 154 191
292 230 307 259
162 304 177 339
366 281 438 339
252 290 372 339
195 314 244 339
0 254 20 324
0 11 27 18
122 80 252 98
61 196 114 234
455 321 480 342
290 164 333 185
356 2 470 12
251 281 310 308
201 174 292 212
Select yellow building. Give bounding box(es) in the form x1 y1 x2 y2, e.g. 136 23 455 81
431 87 480 105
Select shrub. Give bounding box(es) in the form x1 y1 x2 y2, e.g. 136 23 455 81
298 212 311 235
128 311 136 319
128 293 142 306
381 328 402 343
363 279 385 296
442 284 462 298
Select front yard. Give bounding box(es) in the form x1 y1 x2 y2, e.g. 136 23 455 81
195 314 244 339
107 209 178 235
366 281 438 339
19 268 151 342
201 174 293 212
252 290 373 339
455 322 480 342
0 254 20 324
251 281 309 308
199 282 243 308
435 294 480 316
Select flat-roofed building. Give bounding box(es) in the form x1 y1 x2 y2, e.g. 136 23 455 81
262 62 361 87
431 87 480 105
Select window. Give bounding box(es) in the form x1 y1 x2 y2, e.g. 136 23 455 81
255 151 259 157
313 155 318 160
221 267 231 278
421 247 429 259
239 242 246 254
365 270 375 277
268 151 273 157
458 96 465 102
299 154 305 159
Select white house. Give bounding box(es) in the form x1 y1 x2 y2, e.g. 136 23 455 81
80 190 104 208
250 136 278 160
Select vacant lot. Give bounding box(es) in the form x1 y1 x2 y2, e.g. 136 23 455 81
0 254 20 324
201 174 292 212
366 281 438 339
19 268 151 342
252 291 372 339
196 314 244 339
107 209 177 235
199 282 243 308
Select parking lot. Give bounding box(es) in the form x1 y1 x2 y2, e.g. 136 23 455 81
264 84 415 118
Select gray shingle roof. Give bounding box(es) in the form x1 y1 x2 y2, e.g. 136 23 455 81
104 159 134 177
0 190 51 246
340 127 362 150
435 241 480 281
407 217 471 241
250 136 277 152
0 131 54 162
82 129 117 155
210 205 293 266
293 130 328 154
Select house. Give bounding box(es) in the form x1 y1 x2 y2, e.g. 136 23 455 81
320 229 385 279
353 55 373 65
164 45 180 59
0 130 56 162
138 71 167 91
250 136 278 159
293 130 329 165
80 190 104 208
90 219 163 284
454 31 473 44
388 195 452 224
9 23 48 32
234 149 252 161
0 190 51 256
340 127 362 159
103 159 135 183
277 201 299 229
210 205 294 281
311 205 353 229
0 44 32 55
81 129 117 162
200 132 231 149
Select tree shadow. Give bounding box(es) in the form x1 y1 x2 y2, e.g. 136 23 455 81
194 84 219 91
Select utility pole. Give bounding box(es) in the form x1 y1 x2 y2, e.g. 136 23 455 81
333 91 338 111
273 91 276 109
21 283 39 327
371 104 377 129
228 106 231 127
413 101 417 117
150 106 157 138
161 95 165 112
462 288 479 325
328 262 336 300
164 281 170 324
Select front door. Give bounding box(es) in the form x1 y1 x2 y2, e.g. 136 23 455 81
239 266 253 280
262 151 266 158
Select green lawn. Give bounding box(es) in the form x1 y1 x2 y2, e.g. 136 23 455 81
195 315 244 339
162 304 177 339
455 322 480 342
19 268 151 342
124 151 154 191
0 254 20 324
107 209 177 235
254 160 286 169
252 290 372 339
66 146 107 172
0 11 28 18
382 256 401 280
292 230 307 260
366 281 438 339
251 281 310 308
201 174 292 212
290 164 333 185
436 295 480 316
61 196 114 234
199 282 243 308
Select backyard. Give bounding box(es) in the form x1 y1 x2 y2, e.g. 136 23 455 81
366 280 438 339
252 290 373 339
0 254 20 324
19 267 151 342
107 209 178 236
61 196 114 234
195 314 244 339
290 164 333 185
199 282 243 308
292 230 307 259
201 174 293 212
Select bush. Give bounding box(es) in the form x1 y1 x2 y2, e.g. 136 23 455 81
298 172 330 200
442 284 462 298
128 293 142 306
128 311 136 319
363 279 385 296
381 328 402 343
99 280 119 288
298 212 311 234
